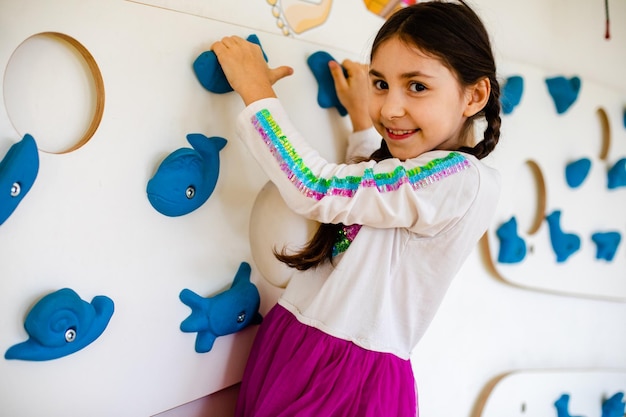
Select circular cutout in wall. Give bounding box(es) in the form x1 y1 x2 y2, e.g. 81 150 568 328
3 32 104 154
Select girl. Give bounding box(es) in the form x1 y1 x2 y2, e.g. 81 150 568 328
212 2 501 416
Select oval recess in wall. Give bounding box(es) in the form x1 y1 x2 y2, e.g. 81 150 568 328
596 107 611 161
3 32 104 154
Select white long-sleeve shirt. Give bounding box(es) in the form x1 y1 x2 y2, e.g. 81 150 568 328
237 98 500 360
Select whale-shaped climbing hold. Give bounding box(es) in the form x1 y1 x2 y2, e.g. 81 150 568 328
602 392 625 417
591 231 621 261
0 134 39 226
607 157 626 190
545 210 581 263
307 51 348 116
565 158 591 188
545 76 581 114
5 288 114 361
179 262 262 353
147 134 227 217
496 217 526 263
500 75 524 115
193 34 267 94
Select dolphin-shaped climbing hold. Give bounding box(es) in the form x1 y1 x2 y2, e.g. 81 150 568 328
179 262 262 353
0 134 39 226
147 133 227 217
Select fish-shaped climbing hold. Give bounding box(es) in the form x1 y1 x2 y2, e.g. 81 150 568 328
0 134 39 226
147 133 227 217
546 210 581 263
179 262 262 353
307 51 348 116
194 34 267 94
5 288 114 361
496 216 526 264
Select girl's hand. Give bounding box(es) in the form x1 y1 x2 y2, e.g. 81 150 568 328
329 59 372 132
211 36 294 105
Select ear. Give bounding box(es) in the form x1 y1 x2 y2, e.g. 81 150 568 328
463 77 491 118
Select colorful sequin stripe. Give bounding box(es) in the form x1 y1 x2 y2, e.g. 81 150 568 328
332 224 362 257
251 109 470 201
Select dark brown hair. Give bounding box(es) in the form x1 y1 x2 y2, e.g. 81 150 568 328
276 1 501 270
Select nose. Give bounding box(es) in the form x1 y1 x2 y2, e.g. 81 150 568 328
379 89 406 120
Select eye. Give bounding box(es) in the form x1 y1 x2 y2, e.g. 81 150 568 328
10 182 21 197
185 186 195 199
236 311 246 323
373 79 388 90
65 328 77 343
409 82 426 92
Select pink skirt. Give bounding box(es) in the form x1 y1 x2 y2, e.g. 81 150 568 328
235 304 418 417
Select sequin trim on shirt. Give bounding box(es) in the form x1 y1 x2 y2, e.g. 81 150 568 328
251 109 470 201
332 224 362 257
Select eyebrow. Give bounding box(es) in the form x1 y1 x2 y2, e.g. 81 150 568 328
369 68 434 79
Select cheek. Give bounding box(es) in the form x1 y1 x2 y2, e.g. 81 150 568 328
368 97 379 120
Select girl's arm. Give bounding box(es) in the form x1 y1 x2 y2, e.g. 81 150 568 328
237 99 481 236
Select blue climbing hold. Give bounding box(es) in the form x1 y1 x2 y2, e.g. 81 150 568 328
5 288 114 361
545 76 581 114
546 210 581 263
307 51 348 116
591 231 621 261
602 392 625 417
193 34 267 94
555 394 584 417
147 133 227 217
565 158 591 188
0 134 39 226
607 158 626 190
496 217 526 263
500 75 524 115
180 262 262 353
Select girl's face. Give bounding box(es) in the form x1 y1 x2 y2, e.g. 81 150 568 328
368 37 473 161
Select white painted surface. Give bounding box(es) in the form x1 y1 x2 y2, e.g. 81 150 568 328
0 1 625 416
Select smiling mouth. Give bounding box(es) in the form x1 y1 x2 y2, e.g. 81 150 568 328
386 128 418 140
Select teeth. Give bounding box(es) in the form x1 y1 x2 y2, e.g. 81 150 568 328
388 128 413 135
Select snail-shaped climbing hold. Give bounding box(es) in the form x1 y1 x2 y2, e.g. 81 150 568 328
5 288 114 361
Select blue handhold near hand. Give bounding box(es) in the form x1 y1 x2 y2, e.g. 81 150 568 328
602 392 625 417
591 231 621 261
546 210 581 263
496 217 526 263
565 158 591 188
500 75 524 115
193 34 267 94
5 288 114 361
180 262 262 353
607 158 626 189
147 134 227 217
545 76 581 114
307 51 348 116
0 134 39 226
